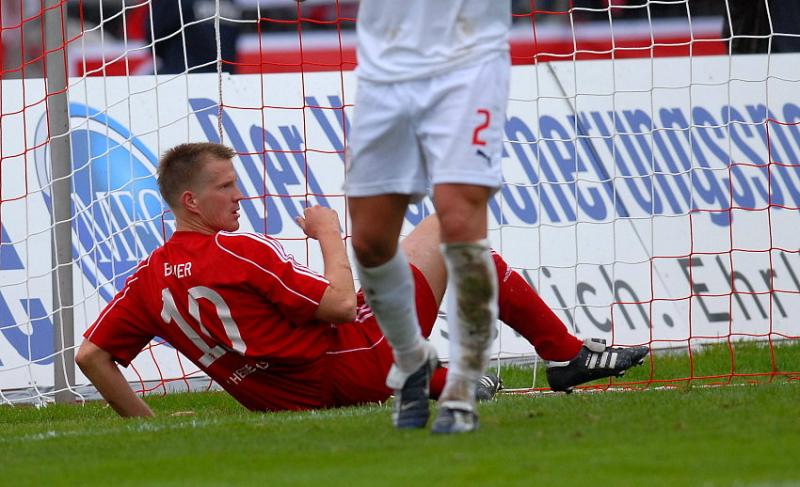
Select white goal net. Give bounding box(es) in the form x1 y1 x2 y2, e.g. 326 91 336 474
1 0 799 405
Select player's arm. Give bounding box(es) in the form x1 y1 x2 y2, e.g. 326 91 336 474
295 205 357 322
75 340 154 418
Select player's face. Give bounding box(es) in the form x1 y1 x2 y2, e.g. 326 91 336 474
193 157 244 232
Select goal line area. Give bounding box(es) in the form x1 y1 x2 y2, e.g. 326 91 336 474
2 1 800 406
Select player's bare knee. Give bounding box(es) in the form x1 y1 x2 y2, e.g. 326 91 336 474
434 197 489 242
352 235 398 267
438 213 484 243
75 341 98 370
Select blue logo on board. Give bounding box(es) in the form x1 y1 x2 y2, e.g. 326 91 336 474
34 103 172 303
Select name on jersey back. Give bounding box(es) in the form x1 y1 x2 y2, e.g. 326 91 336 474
164 262 192 278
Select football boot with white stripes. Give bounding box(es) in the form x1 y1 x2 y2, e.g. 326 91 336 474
386 342 439 429
475 373 502 402
546 338 649 393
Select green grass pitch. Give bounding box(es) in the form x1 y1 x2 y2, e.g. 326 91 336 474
2 341 799 486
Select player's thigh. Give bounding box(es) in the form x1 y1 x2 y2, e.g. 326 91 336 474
345 79 429 202
418 54 510 191
400 215 446 305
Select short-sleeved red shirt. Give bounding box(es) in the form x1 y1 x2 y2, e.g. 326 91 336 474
84 231 334 411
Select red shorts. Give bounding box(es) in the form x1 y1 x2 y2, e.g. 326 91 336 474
326 265 438 407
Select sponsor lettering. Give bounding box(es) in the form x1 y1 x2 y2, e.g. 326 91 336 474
228 363 257 385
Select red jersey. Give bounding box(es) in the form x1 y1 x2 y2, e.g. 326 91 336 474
84 231 334 411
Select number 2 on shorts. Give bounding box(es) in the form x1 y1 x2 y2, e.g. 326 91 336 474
472 109 490 146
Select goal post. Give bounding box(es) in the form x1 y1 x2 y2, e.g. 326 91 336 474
43 0 77 404
1 1 799 406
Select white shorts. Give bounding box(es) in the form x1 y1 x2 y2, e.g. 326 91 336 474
345 54 510 203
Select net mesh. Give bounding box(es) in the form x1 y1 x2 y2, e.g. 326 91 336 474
1 0 799 405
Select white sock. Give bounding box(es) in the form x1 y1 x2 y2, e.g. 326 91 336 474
440 240 498 403
355 251 425 373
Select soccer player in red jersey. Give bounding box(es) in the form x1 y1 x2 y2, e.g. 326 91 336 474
76 142 647 417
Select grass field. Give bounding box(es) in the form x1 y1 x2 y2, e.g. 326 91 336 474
2 342 799 487
503 339 800 391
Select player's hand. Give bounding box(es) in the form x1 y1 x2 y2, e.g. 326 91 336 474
295 205 341 240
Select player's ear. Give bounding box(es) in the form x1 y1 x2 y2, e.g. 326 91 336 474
180 190 200 214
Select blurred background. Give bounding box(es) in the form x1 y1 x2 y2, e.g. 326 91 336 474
5 0 782 80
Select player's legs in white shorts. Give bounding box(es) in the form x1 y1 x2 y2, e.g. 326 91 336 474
345 53 511 201
347 53 511 432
